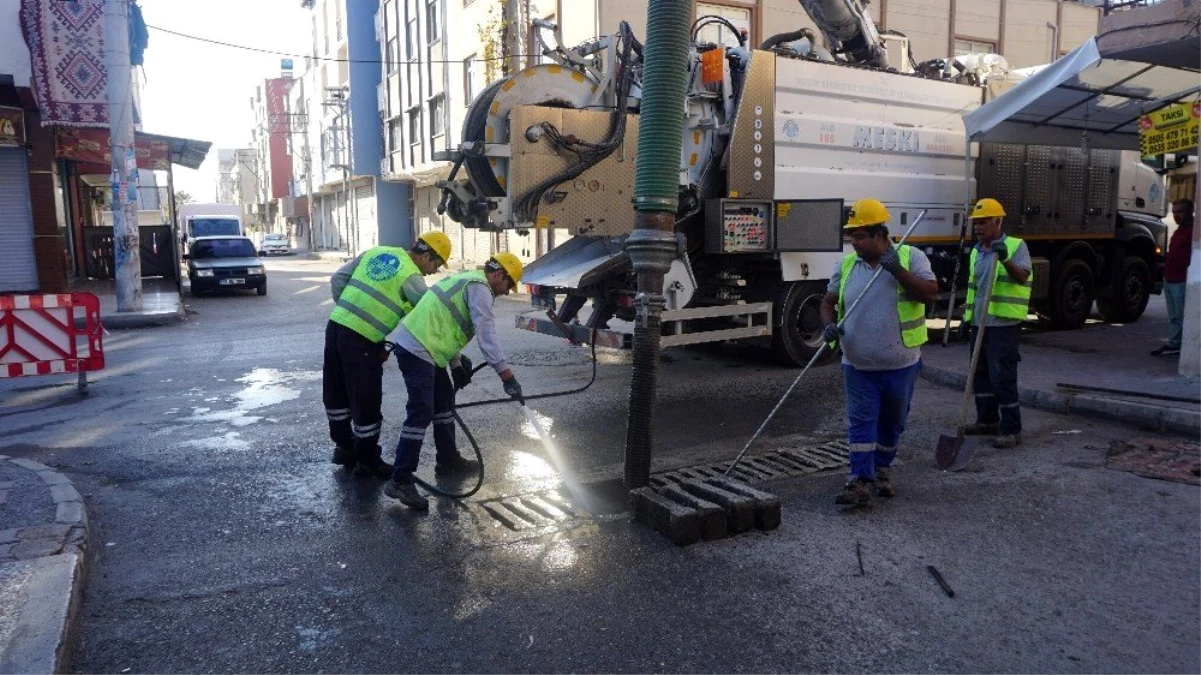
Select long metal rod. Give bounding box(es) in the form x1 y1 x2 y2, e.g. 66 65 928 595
944 143 972 346
724 209 928 478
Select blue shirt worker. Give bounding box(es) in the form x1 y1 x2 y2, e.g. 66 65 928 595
323 232 452 477
383 253 526 511
962 197 1032 449
820 198 939 506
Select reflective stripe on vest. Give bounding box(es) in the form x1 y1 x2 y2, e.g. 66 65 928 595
402 270 489 368
964 235 1032 322
330 247 422 342
835 245 928 349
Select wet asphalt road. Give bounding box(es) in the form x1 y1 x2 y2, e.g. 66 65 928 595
2 258 1197 673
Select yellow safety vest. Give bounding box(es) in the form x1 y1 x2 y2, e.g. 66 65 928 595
836 245 928 348
964 235 1032 322
402 270 489 368
330 247 421 342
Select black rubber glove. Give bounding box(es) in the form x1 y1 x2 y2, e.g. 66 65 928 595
990 240 1009 262
503 376 524 404
822 323 843 343
451 355 473 391
879 248 903 276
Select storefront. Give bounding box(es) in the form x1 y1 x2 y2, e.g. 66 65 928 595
0 106 37 292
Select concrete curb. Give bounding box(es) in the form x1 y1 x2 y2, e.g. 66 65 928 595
919 364 1201 437
98 305 185 329
0 456 90 674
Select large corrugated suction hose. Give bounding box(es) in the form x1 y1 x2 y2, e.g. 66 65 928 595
632 0 693 212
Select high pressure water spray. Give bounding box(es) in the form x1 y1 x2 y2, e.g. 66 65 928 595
384 333 598 500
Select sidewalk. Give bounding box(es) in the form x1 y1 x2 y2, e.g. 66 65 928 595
71 278 185 329
921 296 1200 436
0 456 89 674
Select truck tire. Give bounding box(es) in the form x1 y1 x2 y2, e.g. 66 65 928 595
1096 256 1151 323
772 281 835 366
1047 258 1096 329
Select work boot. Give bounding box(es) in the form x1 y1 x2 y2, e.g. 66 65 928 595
1151 345 1181 356
354 456 393 479
992 433 1022 449
963 422 999 436
384 479 429 511
834 479 873 506
875 468 896 498
434 455 480 477
331 445 355 468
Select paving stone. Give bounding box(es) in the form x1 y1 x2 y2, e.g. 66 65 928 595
678 480 755 533
0 490 7 506
631 487 699 546
0 528 21 544
0 481 15 489
659 484 726 541
0 542 12 558
48 484 80 504
11 536 66 560
8 458 48 472
55 502 84 525
18 524 71 541
705 478 782 531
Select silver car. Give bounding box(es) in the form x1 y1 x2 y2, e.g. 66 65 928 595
260 233 292 256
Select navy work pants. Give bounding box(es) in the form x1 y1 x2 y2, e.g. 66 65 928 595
391 346 459 482
842 361 922 481
322 320 385 463
970 324 1022 434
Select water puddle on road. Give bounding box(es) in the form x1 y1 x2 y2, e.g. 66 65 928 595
177 368 320 428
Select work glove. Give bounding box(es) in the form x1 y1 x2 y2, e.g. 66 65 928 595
821 323 843 343
879 248 903 276
503 376 525 405
990 240 1009 262
957 320 972 343
451 356 474 391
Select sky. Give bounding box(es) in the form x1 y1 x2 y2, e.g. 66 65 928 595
137 0 311 200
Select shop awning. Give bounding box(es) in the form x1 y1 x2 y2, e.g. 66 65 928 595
962 37 1200 150
54 127 212 171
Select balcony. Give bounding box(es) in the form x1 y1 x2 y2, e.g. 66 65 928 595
1097 0 1201 68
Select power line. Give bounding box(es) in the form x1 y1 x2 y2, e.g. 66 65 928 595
146 24 539 67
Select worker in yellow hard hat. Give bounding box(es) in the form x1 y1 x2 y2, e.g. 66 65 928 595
819 198 939 506
384 252 525 510
324 231 453 478
962 197 1032 449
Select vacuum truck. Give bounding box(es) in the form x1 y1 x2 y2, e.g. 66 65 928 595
433 0 1169 365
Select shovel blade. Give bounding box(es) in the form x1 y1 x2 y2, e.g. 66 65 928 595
935 434 977 471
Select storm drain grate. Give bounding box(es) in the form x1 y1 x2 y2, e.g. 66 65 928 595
650 440 849 488
473 489 579 533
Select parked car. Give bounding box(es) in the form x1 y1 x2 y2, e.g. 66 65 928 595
260 233 292 256
185 236 267 296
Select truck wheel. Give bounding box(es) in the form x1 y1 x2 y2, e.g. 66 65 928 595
1096 256 1151 323
772 281 835 366
1048 259 1095 329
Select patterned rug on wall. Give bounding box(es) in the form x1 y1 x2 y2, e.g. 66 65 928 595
20 0 109 127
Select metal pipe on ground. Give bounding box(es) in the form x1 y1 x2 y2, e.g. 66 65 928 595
623 0 695 491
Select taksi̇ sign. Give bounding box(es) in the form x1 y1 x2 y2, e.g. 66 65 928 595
1138 102 1199 156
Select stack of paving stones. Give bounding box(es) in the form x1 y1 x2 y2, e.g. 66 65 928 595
0 456 87 563
632 477 781 546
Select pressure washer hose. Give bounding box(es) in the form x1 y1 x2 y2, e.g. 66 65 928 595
385 332 598 499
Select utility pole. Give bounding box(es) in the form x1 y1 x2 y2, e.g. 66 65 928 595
105 0 142 311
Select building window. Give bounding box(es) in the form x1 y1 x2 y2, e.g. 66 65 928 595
388 117 404 154
406 17 418 60
429 95 445 141
954 39 996 56
463 55 480 104
386 37 398 72
695 3 751 48
407 107 422 164
426 0 440 44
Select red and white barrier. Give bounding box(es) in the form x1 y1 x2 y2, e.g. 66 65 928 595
0 293 105 392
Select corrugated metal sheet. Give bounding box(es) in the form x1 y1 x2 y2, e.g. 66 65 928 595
0 149 38 292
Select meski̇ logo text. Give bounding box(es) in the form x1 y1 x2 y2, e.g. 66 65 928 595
366 253 401 281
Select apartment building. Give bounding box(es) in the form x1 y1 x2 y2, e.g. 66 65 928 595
378 0 1103 268
295 0 411 257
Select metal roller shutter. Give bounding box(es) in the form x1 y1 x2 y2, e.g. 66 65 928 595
354 183 377 252
0 149 37 292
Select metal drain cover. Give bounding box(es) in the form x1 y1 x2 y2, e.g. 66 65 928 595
651 440 849 488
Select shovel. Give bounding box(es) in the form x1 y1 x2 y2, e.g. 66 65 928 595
935 256 997 472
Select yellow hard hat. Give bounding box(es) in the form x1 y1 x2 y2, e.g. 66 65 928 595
970 198 1007 219
488 252 524 284
417 231 452 264
844 198 890 229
